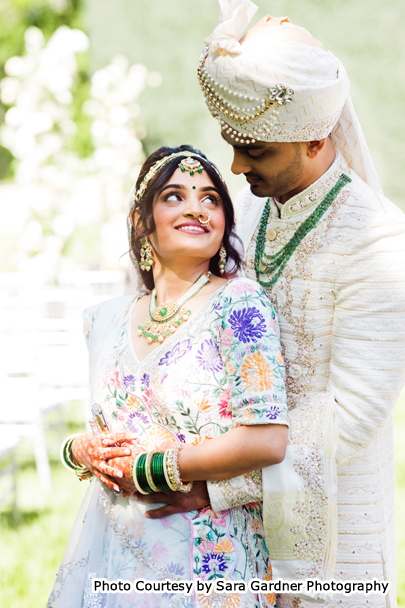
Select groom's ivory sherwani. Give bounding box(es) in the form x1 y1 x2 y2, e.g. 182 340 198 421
207 152 405 607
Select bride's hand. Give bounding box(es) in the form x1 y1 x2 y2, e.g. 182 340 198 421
72 432 137 493
102 434 143 497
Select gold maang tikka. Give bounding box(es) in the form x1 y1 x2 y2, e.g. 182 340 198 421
178 157 204 176
132 151 225 208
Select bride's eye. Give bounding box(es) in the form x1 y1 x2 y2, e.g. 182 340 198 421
163 192 182 202
202 194 220 206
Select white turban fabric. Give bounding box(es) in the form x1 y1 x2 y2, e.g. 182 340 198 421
199 0 382 192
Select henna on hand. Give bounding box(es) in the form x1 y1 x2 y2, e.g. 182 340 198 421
72 432 136 493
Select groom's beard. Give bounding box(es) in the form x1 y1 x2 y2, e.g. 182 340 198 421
245 144 304 200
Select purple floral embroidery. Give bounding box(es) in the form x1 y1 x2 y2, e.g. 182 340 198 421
162 562 185 598
126 411 148 432
201 553 227 574
266 405 280 420
141 373 150 388
163 562 184 577
123 374 135 390
126 413 138 433
176 433 186 443
196 339 223 372
158 339 192 367
228 307 266 343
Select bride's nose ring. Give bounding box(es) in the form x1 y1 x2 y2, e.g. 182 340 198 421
198 212 212 227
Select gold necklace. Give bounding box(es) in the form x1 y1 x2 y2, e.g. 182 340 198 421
137 272 211 344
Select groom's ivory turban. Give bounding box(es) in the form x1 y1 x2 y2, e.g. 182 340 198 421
198 0 382 192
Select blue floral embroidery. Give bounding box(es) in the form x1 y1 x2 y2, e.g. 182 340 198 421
158 339 192 367
228 307 267 343
196 339 223 372
201 553 227 574
266 405 280 420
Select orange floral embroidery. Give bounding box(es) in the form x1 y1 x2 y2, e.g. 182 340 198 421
241 352 273 392
191 435 212 446
277 352 284 365
250 518 262 533
123 520 144 538
243 407 255 421
227 362 235 375
198 593 240 608
194 398 211 411
214 538 235 554
264 563 276 606
126 394 141 410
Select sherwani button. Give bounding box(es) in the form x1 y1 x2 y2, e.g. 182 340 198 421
266 228 277 241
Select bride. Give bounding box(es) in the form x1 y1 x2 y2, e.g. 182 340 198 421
49 145 288 608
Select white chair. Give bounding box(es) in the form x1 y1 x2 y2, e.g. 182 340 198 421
0 377 52 492
0 428 20 521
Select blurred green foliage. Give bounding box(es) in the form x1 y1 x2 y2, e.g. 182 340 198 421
0 0 93 179
84 0 405 207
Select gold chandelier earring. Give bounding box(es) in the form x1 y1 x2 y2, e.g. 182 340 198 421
218 243 227 274
140 236 154 272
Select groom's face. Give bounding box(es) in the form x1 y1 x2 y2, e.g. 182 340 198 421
221 131 307 200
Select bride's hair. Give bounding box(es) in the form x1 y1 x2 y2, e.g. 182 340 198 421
130 144 243 291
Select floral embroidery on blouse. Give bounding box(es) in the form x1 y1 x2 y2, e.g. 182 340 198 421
228 306 267 343
98 278 288 443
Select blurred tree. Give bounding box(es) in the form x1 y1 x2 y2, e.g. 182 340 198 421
83 0 405 207
0 0 90 178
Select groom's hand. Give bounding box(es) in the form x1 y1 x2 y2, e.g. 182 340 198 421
133 480 210 518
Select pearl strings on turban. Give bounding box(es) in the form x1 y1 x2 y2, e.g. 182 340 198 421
199 0 382 192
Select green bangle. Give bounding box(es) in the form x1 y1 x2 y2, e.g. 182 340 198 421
63 441 74 469
60 435 80 472
145 451 160 493
151 452 170 492
68 439 90 474
136 453 153 494
132 453 149 495
60 434 91 481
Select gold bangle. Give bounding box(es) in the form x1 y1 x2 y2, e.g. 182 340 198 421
163 449 177 491
165 444 193 493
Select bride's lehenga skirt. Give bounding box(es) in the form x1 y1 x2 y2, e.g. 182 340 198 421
48 479 273 608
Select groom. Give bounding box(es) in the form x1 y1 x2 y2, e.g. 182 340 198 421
135 2 405 606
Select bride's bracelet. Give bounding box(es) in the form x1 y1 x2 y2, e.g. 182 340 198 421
60 434 92 481
132 445 193 494
165 444 193 493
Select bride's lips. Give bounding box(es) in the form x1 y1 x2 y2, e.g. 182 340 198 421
175 222 208 235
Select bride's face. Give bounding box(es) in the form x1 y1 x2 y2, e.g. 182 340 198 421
150 168 226 266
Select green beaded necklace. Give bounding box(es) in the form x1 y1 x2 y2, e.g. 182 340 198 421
254 173 351 287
